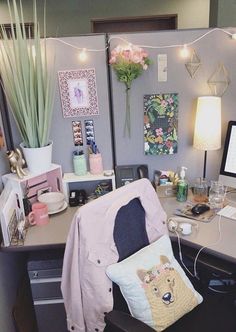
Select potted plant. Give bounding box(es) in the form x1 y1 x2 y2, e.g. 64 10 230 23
0 0 55 173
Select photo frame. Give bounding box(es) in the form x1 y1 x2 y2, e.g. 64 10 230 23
58 68 99 117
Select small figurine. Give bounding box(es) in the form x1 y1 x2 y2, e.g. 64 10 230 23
6 148 27 179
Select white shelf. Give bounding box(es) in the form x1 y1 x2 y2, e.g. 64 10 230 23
63 170 115 182
62 170 116 202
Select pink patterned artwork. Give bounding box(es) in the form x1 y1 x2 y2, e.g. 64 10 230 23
58 68 99 117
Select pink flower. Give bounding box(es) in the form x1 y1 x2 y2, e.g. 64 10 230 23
161 100 168 107
165 140 173 148
156 128 163 136
122 50 131 61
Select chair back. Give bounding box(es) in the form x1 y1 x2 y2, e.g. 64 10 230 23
112 197 150 312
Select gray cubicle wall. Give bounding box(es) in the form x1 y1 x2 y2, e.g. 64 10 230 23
109 28 236 183
9 34 113 173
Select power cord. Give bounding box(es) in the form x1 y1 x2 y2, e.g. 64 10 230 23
174 213 232 294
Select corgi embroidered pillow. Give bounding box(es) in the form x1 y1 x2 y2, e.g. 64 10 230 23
106 235 203 331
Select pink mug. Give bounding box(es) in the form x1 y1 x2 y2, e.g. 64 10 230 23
28 202 49 226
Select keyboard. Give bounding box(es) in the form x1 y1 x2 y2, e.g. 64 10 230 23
217 205 236 220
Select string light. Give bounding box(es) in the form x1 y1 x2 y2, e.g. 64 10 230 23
47 28 236 61
78 48 87 62
179 44 190 59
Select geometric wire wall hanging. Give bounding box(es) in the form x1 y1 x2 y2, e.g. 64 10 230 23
207 63 230 97
185 49 201 78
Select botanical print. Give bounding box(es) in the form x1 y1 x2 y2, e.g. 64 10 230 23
144 93 178 155
58 68 99 117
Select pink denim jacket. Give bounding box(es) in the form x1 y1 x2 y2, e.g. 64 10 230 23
61 178 168 332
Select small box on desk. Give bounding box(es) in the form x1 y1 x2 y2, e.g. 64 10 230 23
2 164 63 219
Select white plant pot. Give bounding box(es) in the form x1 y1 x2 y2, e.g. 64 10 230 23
20 141 53 174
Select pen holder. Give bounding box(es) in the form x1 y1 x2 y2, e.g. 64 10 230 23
73 154 87 176
89 153 103 175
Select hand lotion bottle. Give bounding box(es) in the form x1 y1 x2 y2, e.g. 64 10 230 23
176 166 188 202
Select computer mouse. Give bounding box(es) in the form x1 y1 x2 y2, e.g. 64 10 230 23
191 203 210 215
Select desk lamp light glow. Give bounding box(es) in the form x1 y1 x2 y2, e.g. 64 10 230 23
193 96 221 179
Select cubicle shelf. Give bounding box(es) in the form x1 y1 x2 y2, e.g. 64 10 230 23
62 170 116 202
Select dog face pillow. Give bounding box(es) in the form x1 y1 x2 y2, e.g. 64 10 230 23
137 255 198 331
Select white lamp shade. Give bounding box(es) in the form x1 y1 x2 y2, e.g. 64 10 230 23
193 96 221 151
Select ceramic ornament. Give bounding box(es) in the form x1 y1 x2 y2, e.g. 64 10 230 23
185 49 201 78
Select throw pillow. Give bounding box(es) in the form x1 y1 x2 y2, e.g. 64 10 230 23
106 235 203 331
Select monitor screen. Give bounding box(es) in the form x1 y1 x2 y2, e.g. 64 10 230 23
219 121 236 188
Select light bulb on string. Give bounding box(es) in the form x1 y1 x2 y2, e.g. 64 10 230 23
78 48 87 62
180 44 190 59
231 33 236 40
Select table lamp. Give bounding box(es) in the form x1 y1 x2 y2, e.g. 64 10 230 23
193 96 221 178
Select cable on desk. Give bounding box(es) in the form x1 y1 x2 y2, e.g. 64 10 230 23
176 214 224 282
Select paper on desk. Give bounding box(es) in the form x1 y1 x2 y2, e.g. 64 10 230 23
217 205 236 220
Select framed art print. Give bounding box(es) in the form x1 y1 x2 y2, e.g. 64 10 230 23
58 68 99 117
144 93 178 155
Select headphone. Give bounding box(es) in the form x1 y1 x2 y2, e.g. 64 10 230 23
167 217 198 235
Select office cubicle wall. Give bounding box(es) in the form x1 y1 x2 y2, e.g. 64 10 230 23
9 34 113 174
8 28 236 182
109 28 236 182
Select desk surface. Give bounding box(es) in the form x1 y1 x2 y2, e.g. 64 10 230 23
160 195 236 264
1 207 78 252
2 196 236 263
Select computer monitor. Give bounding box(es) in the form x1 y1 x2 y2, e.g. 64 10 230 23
219 121 236 188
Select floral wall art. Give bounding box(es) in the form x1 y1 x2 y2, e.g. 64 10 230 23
144 93 178 155
58 68 99 117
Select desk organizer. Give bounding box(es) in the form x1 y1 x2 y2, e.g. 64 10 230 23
89 153 103 175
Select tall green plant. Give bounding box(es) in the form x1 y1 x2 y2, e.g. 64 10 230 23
0 0 54 148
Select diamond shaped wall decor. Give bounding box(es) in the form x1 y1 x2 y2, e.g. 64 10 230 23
185 49 201 78
207 63 230 96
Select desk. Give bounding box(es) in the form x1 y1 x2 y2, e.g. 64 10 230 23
2 197 236 264
160 196 236 264
1 206 78 252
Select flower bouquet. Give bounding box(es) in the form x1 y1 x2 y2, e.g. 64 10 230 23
110 44 151 137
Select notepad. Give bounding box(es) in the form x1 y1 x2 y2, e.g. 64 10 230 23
217 205 236 220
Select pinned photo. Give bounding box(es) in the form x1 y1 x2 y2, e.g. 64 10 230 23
84 119 95 145
72 121 83 146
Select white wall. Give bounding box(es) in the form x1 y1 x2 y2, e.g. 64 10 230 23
217 0 236 27
0 0 210 36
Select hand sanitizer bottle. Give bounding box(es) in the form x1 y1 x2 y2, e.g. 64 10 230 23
176 166 188 202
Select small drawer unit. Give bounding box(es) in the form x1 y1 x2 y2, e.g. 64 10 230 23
27 249 67 332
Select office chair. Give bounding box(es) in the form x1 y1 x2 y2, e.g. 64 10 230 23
104 198 236 332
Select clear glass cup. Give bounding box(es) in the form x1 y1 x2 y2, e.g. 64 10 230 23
193 178 208 203
208 181 225 209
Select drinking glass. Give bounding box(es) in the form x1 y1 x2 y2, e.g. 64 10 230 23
193 178 208 203
208 181 225 209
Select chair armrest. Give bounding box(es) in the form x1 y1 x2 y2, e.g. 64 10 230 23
105 310 156 332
